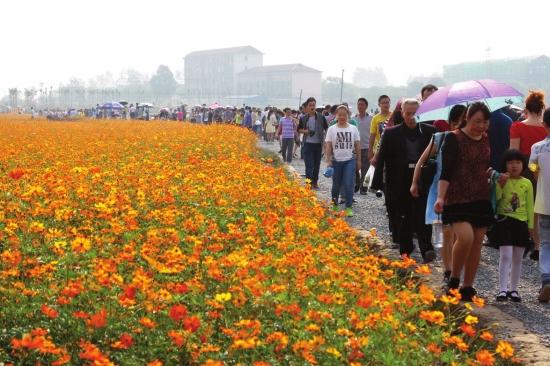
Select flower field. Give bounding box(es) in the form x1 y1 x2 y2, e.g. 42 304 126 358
0 116 518 365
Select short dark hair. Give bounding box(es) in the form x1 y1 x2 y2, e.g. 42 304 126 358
283 107 291 112
421 84 438 96
500 149 527 173
543 107 550 127
357 97 368 106
305 97 316 105
330 105 338 114
378 95 390 103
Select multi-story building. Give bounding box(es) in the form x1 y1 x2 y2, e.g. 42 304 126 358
237 64 322 106
184 46 263 100
443 55 550 90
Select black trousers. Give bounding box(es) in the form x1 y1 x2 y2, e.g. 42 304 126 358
281 138 294 163
386 170 433 257
303 143 323 185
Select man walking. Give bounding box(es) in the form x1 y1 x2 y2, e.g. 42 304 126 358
298 97 328 189
354 97 372 194
371 98 436 263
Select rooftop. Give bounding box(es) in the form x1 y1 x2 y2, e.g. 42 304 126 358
185 46 262 58
444 55 550 68
239 63 321 75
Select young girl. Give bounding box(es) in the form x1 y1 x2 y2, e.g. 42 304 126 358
325 105 361 217
493 149 534 302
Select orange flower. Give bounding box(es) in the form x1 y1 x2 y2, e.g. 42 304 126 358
51 354 71 366
111 333 133 350
472 296 485 308
168 330 185 347
79 341 114 366
147 361 163 366
426 343 442 355
174 283 189 294
87 308 107 329
418 284 436 305
459 323 476 337
419 310 445 325
476 349 495 366
73 311 89 319
139 317 157 329
480 331 494 342
201 360 224 366
183 316 201 333
8 168 25 180
356 295 372 309
40 304 59 319
168 304 188 322
415 265 431 275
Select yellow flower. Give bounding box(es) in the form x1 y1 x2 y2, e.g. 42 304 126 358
495 340 514 359
305 324 320 332
215 292 232 302
71 236 92 253
326 347 341 358
464 315 478 325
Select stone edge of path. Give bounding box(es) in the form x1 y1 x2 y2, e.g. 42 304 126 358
276 159 549 364
361 236 550 365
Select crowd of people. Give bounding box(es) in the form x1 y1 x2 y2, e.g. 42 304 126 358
18 87 550 304
240 85 549 305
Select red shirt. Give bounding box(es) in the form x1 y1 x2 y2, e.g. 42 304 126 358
433 120 450 132
510 121 547 156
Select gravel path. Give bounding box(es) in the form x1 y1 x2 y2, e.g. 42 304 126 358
260 141 550 347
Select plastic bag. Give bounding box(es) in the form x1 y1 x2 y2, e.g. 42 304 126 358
364 165 375 189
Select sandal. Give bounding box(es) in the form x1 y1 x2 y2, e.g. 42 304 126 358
459 286 477 302
496 291 507 302
507 291 522 303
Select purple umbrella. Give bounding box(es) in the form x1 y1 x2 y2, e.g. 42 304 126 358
416 79 524 122
99 102 124 110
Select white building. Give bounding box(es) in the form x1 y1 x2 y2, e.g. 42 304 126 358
184 46 263 101
237 64 322 106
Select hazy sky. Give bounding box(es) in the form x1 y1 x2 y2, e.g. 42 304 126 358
2 0 550 91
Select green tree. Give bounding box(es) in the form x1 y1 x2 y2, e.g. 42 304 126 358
149 65 178 98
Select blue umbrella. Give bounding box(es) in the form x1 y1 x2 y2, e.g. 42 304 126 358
100 102 124 110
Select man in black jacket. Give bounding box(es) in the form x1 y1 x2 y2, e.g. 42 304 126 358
297 97 328 189
371 98 436 262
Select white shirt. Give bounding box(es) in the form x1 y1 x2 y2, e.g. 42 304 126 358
530 137 550 215
325 123 360 162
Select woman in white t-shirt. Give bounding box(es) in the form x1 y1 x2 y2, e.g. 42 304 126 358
325 105 361 217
